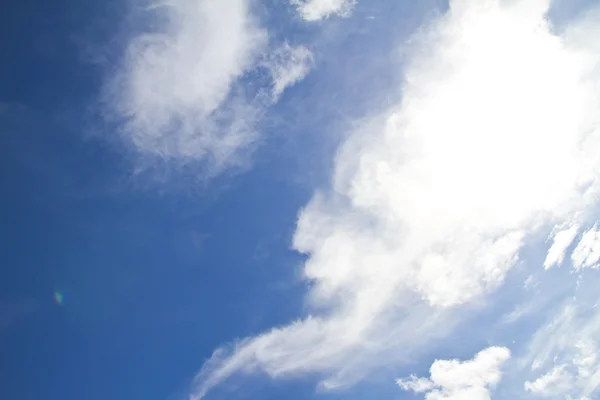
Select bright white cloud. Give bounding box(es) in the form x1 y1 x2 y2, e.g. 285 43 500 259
104 0 267 172
266 44 314 101
571 225 600 270
544 224 579 269
191 0 600 398
397 347 511 400
291 0 356 21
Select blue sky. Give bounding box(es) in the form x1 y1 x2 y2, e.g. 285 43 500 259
2 1 600 400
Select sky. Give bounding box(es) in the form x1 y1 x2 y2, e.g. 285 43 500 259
2 0 600 399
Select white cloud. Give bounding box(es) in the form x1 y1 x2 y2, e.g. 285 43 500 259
265 44 314 101
104 0 267 173
571 225 600 270
397 347 511 400
291 0 356 21
501 302 537 325
544 224 579 269
522 302 600 398
525 365 573 397
191 0 600 397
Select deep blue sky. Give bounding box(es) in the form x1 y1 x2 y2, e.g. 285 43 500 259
3 1 600 400
0 1 313 399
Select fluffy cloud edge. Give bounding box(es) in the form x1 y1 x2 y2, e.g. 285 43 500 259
397 346 511 400
189 0 600 398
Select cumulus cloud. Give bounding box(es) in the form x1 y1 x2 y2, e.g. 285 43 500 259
397 346 511 400
265 43 314 101
191 0 600 397
291 0 356 21
104 0 267 172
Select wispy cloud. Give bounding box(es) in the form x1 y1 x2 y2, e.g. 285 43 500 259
525 364 573 397
265 43 314 101
291 0 357 21
191 0 600 397
397 346 511 399
544 223 579 269
543 221 600 272
522 300 600 398
104 0 269 175
571 225 600 270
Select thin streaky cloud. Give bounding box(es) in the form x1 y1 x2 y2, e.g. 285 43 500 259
571 225 600 270
265 43 314 101
521 299 600 398
544 223 579 270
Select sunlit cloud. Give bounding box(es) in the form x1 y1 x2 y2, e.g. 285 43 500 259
397 346 511 400
571 225 600 270
544 223 579 270
190 0 600 397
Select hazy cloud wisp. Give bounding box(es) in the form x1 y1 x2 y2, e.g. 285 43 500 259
265 43 314 101
523 301 600 398
291 0 357 21
105 0 267 173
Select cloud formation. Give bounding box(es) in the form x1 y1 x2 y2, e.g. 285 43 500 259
105 0 267 172
525 365 573 397
265 44 314 101
291 0 356 21
523 301 600 398
543 221 600 271
544 223 579 269
571 225 600 270
191 0 600 397
397 346 511 400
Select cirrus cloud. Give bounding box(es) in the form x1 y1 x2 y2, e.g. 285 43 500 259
522 300 600 399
